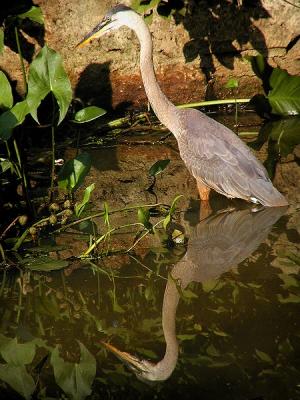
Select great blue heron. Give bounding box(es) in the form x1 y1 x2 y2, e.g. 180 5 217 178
77 5 288 207
101 206 286 381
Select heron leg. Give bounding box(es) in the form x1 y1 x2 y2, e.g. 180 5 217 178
196 180 211 201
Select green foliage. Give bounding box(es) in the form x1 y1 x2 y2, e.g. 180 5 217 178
58 153 92 193
138 207 152 230
27 45 72 125
17 6 44 25
248 55 300 117
22 256 69 271
163 194 182 230
75 183 95 217
225 78 239 89
0 100 29 141
0 72 13 110
0 28 4 55
131 0 185 21
51 342 96 400
73 106 106 123
0 335 36 399
149 159 170 177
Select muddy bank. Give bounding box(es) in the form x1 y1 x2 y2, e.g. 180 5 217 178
1 0 299 108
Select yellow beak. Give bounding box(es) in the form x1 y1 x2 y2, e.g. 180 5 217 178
76 20 110 48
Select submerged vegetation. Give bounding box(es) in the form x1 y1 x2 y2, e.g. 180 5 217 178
0 1 299 398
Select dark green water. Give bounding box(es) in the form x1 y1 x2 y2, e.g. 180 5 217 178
0 114 299 399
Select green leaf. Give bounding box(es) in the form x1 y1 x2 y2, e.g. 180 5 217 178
169 194 183 215
51 342 96 400
268 68 300 116
225 78 239 89
0 335 35 366
131 0 160 13
58 152 92 193
0 100 29 140
0 27 4 54
23 257 69 271
138 207 151 228
255 349 273 364
246 54 272 94
0 158 12 173
149 159 170 177
27 45 72 125
163 213 171 230
73 106 106 123
18 6 44 25
0 364 35 400
74 183 95 217
0 71 13 110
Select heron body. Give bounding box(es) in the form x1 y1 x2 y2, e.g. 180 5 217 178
77 5 288 207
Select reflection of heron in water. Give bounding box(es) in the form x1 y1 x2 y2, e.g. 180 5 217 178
77 5 288 207
102 206 286 382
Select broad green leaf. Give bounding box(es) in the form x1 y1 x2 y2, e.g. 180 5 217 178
73 106 106 123
149 159 170 177
225 78 239 89
0 364 35 400
58 152 92 193
27 45 72 125
51 342 96 400
23 257 68 271
246 54 272 94
0 100 29 140
0 71 13 109
277 293 300 303
163 213 171 230
75 183 95 217
268 68 300 116
18 6 44 25
177 334 196 341
268 117 300 156
0 27 4 54
0 336 35 365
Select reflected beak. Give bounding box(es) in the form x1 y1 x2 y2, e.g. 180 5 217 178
76 20 111 48
101 341 149 373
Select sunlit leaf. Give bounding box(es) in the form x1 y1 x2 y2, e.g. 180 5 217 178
27 45 72 125
225 78 239 89
18 6 44 24
268 68 300 116
149 159 170 177
73 106 106 123
277 293 300 303
131 0 160 13
0 100 29 141
58 152 92 193
177 334 196 341
75 183 95 217
0 364 35 400
0 71 13 110
51 342 96 400
138 207 151 229
255 349 273 364
0 158 12 173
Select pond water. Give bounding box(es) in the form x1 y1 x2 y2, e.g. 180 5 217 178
0 112 300 399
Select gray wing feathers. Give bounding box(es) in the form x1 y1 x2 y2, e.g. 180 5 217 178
178 109 287 206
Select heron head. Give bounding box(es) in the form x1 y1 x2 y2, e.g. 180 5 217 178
76 4 135 48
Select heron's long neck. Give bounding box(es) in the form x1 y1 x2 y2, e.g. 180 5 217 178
129 16 179 135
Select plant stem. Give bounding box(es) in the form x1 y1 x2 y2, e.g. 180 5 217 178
50 95 56 202
14 26 27 94
13 138 32 213
177 98 250 109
